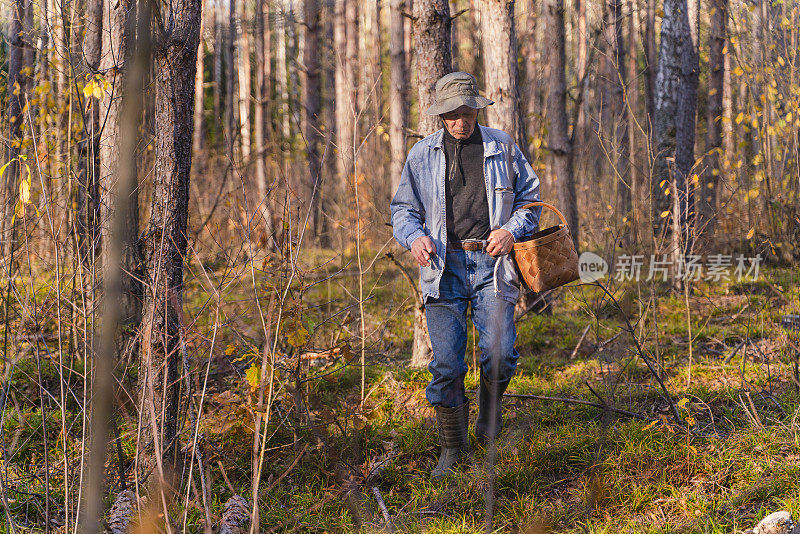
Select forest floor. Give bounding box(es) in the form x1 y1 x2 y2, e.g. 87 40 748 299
2 249 800 533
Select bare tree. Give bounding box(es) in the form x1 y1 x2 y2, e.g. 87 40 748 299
413 0 452 136
482 0 528 156
138 0 203 482
389 0 409 197
543 0 579 248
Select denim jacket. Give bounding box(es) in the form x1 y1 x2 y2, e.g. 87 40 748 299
390 124 542 303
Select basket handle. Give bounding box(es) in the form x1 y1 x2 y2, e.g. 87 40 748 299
518 201 569 228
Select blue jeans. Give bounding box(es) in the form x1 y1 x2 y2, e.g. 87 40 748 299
424 249 519 407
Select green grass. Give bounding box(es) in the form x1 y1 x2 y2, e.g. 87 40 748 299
0 252 798 532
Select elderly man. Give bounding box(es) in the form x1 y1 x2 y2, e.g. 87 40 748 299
390 72 541 479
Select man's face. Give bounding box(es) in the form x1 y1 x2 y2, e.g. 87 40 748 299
441 106 478 140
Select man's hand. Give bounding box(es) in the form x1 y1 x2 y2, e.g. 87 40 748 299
411 236 437 266
486 229 514 256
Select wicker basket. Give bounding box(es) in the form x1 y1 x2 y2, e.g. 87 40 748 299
512 201 579 292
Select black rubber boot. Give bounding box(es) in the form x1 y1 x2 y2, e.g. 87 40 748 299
431 402 470 481
475 372 510 443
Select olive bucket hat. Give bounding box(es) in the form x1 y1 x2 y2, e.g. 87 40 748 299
423 71 494 116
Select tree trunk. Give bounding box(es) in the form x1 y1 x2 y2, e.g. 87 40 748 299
2 0 32 261
304 0 323 237
389 0 408 198
610 0 630 219
237 0 252 162
77 0 103 266
521 0 539 160
192 0 206 159
698 0 727 237
99 0 143 329
671 0 699 280
226 0 237 156
139 0 203 481
334 0 358 205
543 0 579 249
481 0 528 157
254 0 275 249
627 0 639 235
276 1 290 142
214 0 223 132
652 0 684 229
643 0 656 132
413 0 452 136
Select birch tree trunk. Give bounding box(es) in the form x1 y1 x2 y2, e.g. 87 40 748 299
139 0 202 481
389 0 408 198
698 0 727 237
652 0 684 228
413 0 452 136
481 0 528 157
671 0 699 280
237 0 252 162
543 0 579 249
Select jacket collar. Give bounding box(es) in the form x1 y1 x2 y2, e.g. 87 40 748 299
426 124 502 156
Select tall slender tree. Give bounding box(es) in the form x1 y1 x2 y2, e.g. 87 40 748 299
482 0 528 157
543 0 579 248
2 0 33 260
304 0 323 237
698 0 728 236
413 0 452 136
389 0 409 197
237 0 252 161
139 0 203 480
610 0 630 217
77 0 103 265
254 0 275 248
99 0 143 328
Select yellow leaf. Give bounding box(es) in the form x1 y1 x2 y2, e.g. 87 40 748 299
92 84 104 100
686 416 696 426
225 344 236 356
660 210 670 218
733 66 744 76
245 362 260 392
735 112 744 124
83 82 94 98
287 324 310 347
746 228 755 239
643 420 658 430
0 161 11 179
677 398 689 409
659 179 667 188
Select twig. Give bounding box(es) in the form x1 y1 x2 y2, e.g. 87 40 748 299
592 282 681 423
724 340 747 364
372 486 395 532
501 392 648 420
260 443 309 496
570 325 591 359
